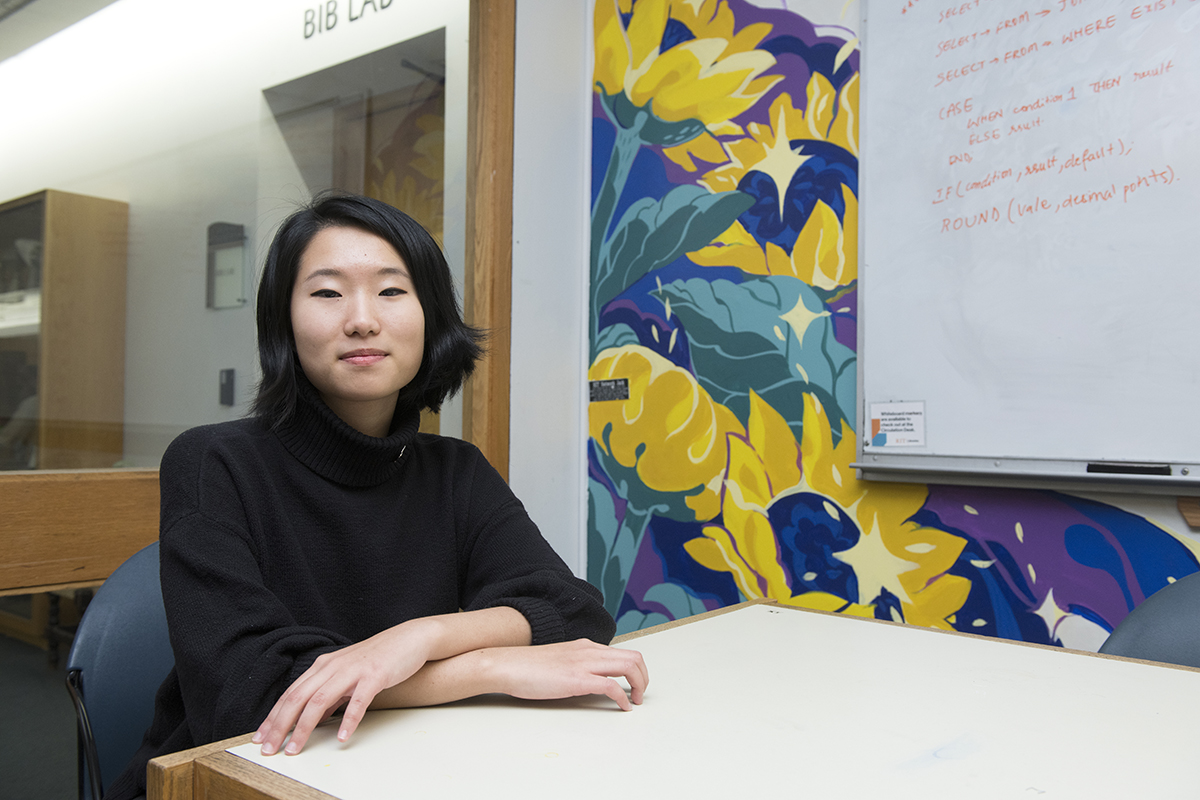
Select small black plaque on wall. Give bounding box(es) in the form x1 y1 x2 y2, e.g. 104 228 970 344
589 379 629 402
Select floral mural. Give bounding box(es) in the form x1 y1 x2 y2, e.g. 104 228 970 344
587 0 1200 641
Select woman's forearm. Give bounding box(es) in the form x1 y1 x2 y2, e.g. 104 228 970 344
406 606 533 662
369 647 501 708
371 639 649 711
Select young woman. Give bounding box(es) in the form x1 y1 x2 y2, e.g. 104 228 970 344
106 194 646 800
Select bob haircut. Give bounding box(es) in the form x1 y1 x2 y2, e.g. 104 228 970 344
252 192 484 428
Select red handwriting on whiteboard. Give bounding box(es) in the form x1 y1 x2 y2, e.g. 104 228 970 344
1059 184 1117 209
938 1 982 24
1089 76 1121 92
935 60 987 86
1060 15 1117 43
931 166 1015 204
1007 194 1054 223
936 32 979 56
1123 166 1176 202
937 167 1176 228
966 107 1004 127
968 127 1001 146
1008 117 1042 136
939 97 974 120
1012 91 1069 114
940 207 1001 232
994 11 1031 31
1058 140 1133 173
1131 1 1181 20
1003 41 1049 64
1015 154 1058 182
1133 60 1174 81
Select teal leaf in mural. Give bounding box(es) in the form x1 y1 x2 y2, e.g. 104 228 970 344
615 608 673 635
594 322 640 352
657 276 857 442
614 582 710 634
587 475 629 614
643 581 710 620
594 186 754 321
601 91 708 147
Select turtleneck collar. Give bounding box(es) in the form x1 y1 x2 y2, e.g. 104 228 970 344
274 374 420 487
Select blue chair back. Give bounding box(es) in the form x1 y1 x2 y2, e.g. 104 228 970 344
1098 570 1200 668
65 541 173 800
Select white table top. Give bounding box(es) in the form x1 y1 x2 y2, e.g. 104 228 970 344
228 604 1200 798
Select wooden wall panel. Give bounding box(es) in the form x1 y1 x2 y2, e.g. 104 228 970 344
463 0 515 480
0 469 158 595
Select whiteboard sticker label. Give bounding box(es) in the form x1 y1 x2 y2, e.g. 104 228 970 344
870 402 925 447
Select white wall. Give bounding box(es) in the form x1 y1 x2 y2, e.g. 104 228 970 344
508 0 593 574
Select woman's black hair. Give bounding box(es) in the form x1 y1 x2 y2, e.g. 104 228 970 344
252 192 485 427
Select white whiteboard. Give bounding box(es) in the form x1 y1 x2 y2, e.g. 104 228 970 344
858 0 1200 488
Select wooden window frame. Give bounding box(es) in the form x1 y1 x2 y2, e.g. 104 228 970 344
0 0 515 596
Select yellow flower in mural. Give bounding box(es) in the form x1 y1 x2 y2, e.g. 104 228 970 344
589 344 744 521
690 187 857 291
686 80 859 291
594 0 781 130
685 390 803 600
368 89 445 241
698 72 859 175
686 392 971 629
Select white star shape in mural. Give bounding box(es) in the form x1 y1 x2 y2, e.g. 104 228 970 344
832 509 919 609
754 102 811 220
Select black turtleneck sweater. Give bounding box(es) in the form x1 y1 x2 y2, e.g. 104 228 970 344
105 388 613 800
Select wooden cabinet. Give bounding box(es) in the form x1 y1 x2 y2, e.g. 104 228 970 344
0 189 128 469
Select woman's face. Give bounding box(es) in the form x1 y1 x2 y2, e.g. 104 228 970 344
290 225 425 434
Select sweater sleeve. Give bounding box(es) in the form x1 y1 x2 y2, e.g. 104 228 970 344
158 430 351 744
454 446 616 645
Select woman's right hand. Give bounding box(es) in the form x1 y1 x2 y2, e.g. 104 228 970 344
251 618 440 756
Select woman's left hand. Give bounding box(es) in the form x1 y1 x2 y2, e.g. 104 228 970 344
484 638 649 710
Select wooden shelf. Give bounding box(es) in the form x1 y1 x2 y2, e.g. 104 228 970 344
0 189 128 469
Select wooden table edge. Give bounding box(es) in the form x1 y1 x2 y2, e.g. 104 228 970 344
149 597 1198 799
191 749 339 800
611 597 777 644
148 733 251 800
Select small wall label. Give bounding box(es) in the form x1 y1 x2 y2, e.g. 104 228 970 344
870 401 926 447
589 379 630 402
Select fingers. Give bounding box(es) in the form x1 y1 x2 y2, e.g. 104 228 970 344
599 676 632 711
253 670 320 755
336 686 375 742
282 684 348 754
253 667 374 755
252 629 432 756
574 639 648 707
612 646 649 705
494 639 649 711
